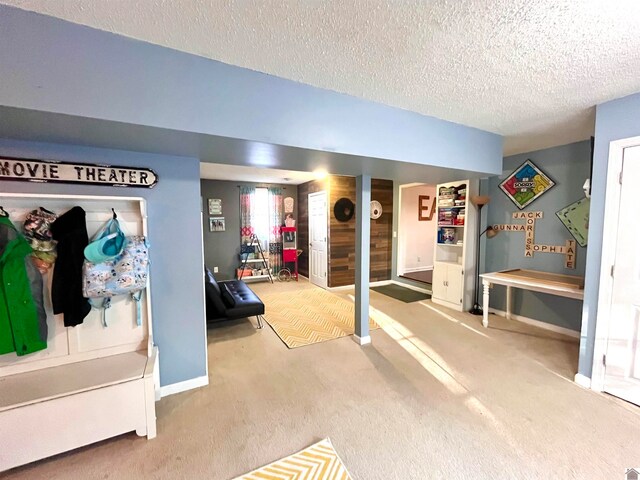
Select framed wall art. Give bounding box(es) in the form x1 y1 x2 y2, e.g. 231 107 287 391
499 159 555 210
209 217 225 232
208 198 222 215
284 196 294 214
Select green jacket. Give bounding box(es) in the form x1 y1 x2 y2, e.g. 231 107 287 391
0 216 47 356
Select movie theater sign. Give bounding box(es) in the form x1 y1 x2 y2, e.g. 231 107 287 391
0 157 158 188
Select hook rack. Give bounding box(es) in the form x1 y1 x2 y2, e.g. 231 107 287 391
112 208 117 220
0 206 8 218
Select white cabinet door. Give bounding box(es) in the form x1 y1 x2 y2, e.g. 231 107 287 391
445 264 463 306
432 263 447 301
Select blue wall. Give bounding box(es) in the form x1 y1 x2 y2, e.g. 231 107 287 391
0 5 502 176
482 141 590 331
578 92 640 378
0 139 207 387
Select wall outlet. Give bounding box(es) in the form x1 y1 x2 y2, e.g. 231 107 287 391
417 256 421 262
213 266 219 273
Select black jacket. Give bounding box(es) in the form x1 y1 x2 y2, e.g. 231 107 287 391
51 206 91 327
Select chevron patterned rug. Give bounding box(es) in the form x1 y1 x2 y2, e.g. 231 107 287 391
260 287 378 348
235 438 353 480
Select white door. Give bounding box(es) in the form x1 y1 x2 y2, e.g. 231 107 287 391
603 145 640 405
309 191 328 288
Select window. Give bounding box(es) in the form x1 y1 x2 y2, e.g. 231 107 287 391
252 187 269 246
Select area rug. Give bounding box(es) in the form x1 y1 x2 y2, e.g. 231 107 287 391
234 438 353 480
371 284 431 303
261 287 378 348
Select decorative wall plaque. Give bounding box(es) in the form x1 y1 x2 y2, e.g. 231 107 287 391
556 197 590 247
284 197 294 213
499 159 554 210
208 198 222 215
0 157 158 188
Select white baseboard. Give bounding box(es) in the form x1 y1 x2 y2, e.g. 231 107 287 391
159 375 209 398
574 373 591 389
489 308 580 339
400 266 434 274
391 280 432 295
353 334 372 345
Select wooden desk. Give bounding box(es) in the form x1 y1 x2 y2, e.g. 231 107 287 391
480 269 584 328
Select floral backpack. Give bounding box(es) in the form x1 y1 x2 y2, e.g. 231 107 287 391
82 235 149 327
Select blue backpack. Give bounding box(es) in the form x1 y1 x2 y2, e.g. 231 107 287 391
82 235 149 327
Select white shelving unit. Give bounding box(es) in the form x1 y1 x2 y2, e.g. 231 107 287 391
432 180 478 311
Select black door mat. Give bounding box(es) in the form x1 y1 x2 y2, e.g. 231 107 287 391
371 284 431 303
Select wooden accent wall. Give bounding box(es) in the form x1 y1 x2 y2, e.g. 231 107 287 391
297 176 393 287
297 179 327 278
328 176 393 287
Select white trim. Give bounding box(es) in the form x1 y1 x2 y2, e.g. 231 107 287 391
353 335 372 346
391 280 432 295
401 266 434 274
0 192 145 202
159 375 209 398
489 308 580 339
199 211 209 381
591 135 640 391
574 373 592 389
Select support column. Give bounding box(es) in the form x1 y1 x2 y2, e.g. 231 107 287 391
354 174 371 345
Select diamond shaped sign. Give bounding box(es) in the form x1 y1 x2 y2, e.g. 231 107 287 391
499 159 555 210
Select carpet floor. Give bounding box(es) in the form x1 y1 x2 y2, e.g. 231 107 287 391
371 284 431 303
259 287 378 348
234 438 351 480
4 278 640 480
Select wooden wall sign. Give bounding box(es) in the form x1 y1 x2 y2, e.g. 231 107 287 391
0 157 158 188
492 211 577 269
418 195 436 221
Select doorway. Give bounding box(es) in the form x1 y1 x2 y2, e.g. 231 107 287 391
593 137 640 406
308 191 328 289
397 183 437 287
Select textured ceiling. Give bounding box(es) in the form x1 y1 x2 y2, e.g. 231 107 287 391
3 1 640 155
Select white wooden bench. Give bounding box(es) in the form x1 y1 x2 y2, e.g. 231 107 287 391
0 194 159 472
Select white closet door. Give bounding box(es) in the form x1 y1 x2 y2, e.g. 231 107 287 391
308 191 328 289
603 145 640 406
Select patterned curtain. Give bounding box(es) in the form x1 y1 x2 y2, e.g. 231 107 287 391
240 186 255 245
268 187 284 274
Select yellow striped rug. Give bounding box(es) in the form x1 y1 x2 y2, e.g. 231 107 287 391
260 287 378 348
234 438 353 480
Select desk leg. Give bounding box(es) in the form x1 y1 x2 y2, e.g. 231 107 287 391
506 285 512 320
482 280 490 328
